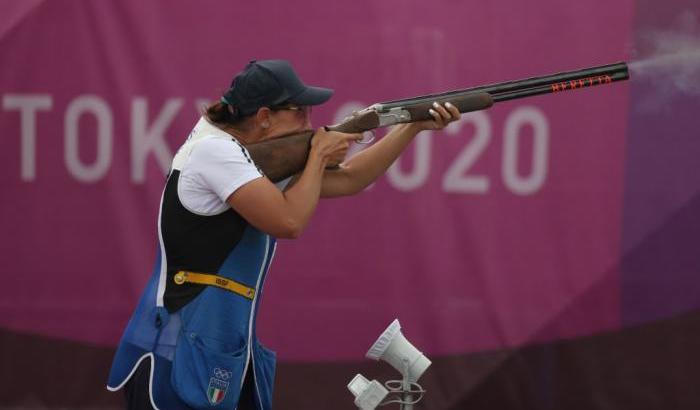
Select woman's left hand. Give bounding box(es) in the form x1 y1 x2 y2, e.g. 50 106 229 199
411 101 462 132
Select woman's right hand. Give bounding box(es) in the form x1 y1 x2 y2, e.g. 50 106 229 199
310 128 361 166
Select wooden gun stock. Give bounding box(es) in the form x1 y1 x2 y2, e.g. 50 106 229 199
246 130 314 183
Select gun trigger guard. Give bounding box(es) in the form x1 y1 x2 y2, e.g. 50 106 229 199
356 130 375 145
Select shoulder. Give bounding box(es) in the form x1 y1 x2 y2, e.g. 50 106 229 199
189 137 254 164
192 136 241 153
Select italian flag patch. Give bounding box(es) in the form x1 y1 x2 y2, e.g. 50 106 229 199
207 377 229 405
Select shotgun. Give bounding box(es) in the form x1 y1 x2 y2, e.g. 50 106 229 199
247 62 629 182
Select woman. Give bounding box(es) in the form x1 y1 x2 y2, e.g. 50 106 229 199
107 60 460 410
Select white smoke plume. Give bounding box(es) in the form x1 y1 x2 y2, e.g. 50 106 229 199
629 10 700 111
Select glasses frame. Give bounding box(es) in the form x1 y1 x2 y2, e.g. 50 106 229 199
271 104 312 116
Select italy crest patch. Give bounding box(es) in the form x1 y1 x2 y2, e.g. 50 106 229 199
207 367 232 405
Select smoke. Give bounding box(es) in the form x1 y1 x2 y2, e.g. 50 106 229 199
628 11 700 111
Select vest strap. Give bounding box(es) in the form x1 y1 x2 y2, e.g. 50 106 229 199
173 271 256 300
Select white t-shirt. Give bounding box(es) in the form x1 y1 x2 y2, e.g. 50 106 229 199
177 129 263 216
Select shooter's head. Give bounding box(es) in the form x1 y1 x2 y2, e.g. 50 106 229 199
207 59 334 142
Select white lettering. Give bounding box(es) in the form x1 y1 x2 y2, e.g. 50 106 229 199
386 132 432 191
64 95 113 182
130 98 182 183
502 106 549 195
2 94 53 181
442 111 492 193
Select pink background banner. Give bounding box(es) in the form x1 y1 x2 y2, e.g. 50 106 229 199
1 0 636 365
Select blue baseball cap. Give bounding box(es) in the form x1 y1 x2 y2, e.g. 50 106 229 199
221 59 334 117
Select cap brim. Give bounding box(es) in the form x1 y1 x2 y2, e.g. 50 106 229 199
288 86 334 106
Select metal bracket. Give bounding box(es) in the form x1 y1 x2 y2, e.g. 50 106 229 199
371 105 412 127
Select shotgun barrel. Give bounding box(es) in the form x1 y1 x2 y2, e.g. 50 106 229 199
325 62 630 132
377 62 629 109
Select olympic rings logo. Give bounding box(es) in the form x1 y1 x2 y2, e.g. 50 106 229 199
213 367 232 380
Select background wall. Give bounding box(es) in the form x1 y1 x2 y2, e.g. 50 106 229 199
1 0 699 408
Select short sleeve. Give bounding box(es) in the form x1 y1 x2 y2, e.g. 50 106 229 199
178 138 263 214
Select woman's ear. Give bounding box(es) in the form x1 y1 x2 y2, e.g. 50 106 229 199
255 107 272 129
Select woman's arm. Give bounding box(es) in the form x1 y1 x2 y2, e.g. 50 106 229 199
320 102 460 198
227 129 357 238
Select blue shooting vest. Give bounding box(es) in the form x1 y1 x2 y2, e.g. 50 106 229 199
107 119 278 410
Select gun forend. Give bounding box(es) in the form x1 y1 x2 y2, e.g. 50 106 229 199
399 92 493 122
326 92 493 134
